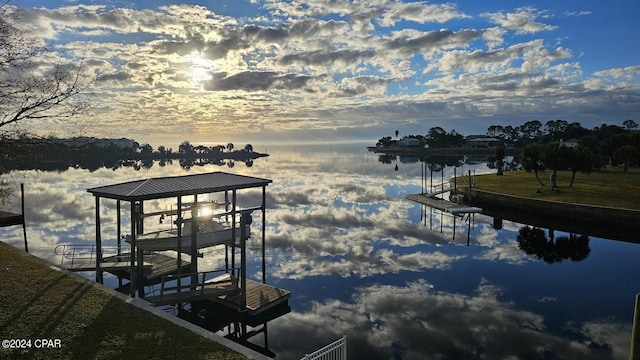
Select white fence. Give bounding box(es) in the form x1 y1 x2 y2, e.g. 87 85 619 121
301 335 347 360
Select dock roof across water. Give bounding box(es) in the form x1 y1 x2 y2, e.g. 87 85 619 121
87 172 272 201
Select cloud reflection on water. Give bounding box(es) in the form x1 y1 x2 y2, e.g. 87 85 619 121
270 279 627 359
0 143 635 359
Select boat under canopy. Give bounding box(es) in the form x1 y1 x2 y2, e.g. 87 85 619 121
128 219 250 252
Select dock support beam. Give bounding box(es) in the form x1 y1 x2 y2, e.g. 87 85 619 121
116 201 121 256
95 196 102 284
176 196 182 294
129 201 137 297
631 293 640 360
240 215 247 310
231 190 237 271
20 184 27 253
190 195 198 289
262 185 267 284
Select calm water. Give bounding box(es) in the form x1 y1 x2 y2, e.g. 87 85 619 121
1 143 638 359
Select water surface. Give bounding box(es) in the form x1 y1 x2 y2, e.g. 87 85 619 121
0 143 636 359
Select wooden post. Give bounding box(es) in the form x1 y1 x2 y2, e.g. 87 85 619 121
95 196 102 284
20 184 27 253
430 167 433 194
231 190 236 271
453 167 457 195
452 215 456 241
240 212 247 310
631 293 640 360
441 167 444 198
421 161 424 194
468 170 472 204
136 201 144 234
176 196 182 294
262 186 267 284
191 195 198 289
136 201 144 295
129 201 137 297
116 200 121 256
467 214 471 246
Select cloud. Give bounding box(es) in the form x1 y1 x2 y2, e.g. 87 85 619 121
482 6 557 34
203 71 315 92
375 1 471 27
385 29 480 57
564 11 592 17
278 49 375 68
269 279 624 359
9 2 639 143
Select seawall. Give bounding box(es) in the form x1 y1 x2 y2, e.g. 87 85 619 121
456 187 640 243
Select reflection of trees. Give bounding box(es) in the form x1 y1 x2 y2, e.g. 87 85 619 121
516 226 591 263
378 153 395 164
0 143 265 174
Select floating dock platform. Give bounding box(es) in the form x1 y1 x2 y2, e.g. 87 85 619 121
143 272 291 316
406 193 482 215
214 279 291 316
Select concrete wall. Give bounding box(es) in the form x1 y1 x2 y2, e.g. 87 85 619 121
458 187 640 231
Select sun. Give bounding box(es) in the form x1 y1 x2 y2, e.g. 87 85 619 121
186 51 217 84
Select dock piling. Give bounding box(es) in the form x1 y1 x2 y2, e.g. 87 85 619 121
631 293 640 360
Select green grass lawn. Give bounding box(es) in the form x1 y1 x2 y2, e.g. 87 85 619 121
470 166 640 210
0 242 248 360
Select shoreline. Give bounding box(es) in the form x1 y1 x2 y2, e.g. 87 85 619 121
366 146 520 156
455 187 640 243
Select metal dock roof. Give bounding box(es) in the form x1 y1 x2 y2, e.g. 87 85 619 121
87 171 272 201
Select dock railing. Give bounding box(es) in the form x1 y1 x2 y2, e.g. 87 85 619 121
54 244 128 269
301 335 347 360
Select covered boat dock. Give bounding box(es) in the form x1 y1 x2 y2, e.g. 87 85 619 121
86 171 286 314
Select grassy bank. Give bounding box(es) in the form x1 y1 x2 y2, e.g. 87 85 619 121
470 166 640 210
0 242 247 360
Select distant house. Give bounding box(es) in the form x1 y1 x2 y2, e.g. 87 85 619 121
399 137 420 147
465 137 502 148
560 138 579 148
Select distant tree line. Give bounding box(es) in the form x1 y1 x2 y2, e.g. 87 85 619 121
0 136 266 173
376 119 640 174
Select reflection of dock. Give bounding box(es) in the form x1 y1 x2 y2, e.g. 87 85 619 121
406 193 482 215
179 292 292 358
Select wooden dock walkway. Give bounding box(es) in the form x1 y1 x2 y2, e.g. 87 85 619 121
143 272 291 315
215 279 291 315
144 274 240 307
57 250 189 281
103 253 191 282
406 193 482 215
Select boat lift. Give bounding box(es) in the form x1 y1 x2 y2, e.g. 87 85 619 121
86 172 284 312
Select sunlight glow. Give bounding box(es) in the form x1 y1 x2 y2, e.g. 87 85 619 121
187 51 217 84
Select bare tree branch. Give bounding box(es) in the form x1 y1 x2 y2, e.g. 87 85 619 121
0 3 92 131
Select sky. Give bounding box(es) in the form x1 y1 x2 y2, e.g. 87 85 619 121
12 0 640 146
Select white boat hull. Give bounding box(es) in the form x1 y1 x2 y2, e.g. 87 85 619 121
128 223 250 252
